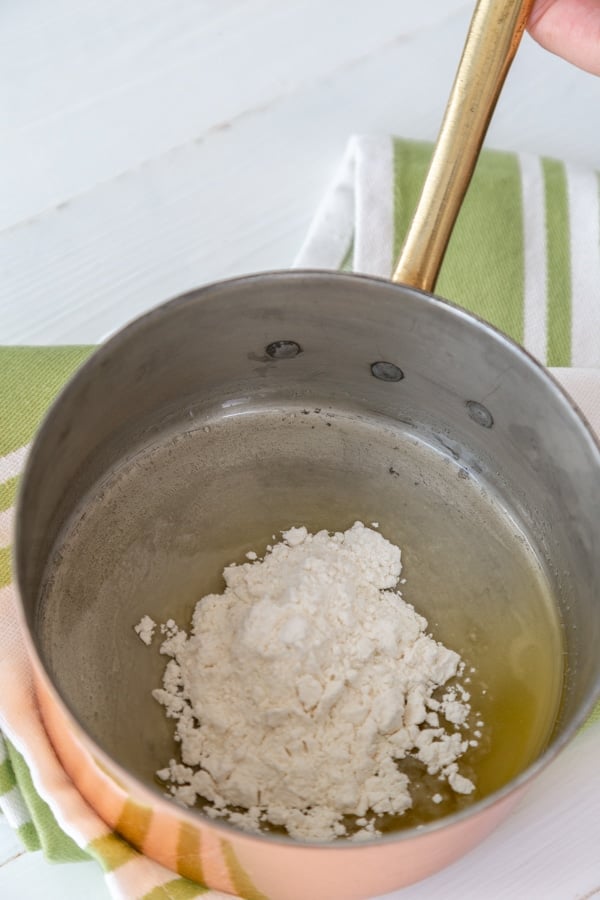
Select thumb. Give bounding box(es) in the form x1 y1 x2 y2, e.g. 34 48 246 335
527 0 600 76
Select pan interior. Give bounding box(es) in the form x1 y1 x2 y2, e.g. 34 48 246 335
39 401 563 832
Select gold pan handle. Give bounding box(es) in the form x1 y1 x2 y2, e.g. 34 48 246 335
392 0 535 292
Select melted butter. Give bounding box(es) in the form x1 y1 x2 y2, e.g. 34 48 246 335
42 407 564 836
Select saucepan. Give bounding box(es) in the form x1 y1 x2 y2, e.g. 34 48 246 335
14 1 600 898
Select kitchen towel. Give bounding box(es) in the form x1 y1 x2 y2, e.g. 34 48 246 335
1 136 599 899
296 136 600 367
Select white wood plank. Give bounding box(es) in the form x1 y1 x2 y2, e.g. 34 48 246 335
0 815 25 867
0 850 109 899
2 12 600 345
0 0 470 229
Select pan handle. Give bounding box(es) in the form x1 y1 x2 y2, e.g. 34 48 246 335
392 0 534 292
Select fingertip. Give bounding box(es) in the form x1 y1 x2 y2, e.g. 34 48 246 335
527 0 600 76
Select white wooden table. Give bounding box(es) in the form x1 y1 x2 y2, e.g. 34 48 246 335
1 1 599 897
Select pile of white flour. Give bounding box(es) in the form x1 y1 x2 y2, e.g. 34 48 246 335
139 522 479 841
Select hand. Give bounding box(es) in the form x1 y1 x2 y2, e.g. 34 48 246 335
528 0 600 75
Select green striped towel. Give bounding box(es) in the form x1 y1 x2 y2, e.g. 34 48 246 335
1 137 599 899
296 136 600 367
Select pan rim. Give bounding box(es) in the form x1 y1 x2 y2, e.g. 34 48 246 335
13 267 600 849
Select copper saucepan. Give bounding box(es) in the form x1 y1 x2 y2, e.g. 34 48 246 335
15 2 600 898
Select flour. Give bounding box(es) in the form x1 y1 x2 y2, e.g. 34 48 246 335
138 522 479 841
134 614 157 646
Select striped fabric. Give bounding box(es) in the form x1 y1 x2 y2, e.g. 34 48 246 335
296 136 600 367
0 348 242 898
1 137 599 898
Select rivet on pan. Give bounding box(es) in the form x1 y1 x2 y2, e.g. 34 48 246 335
265 340 302 359
466 400 494 428
370 361 404 382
